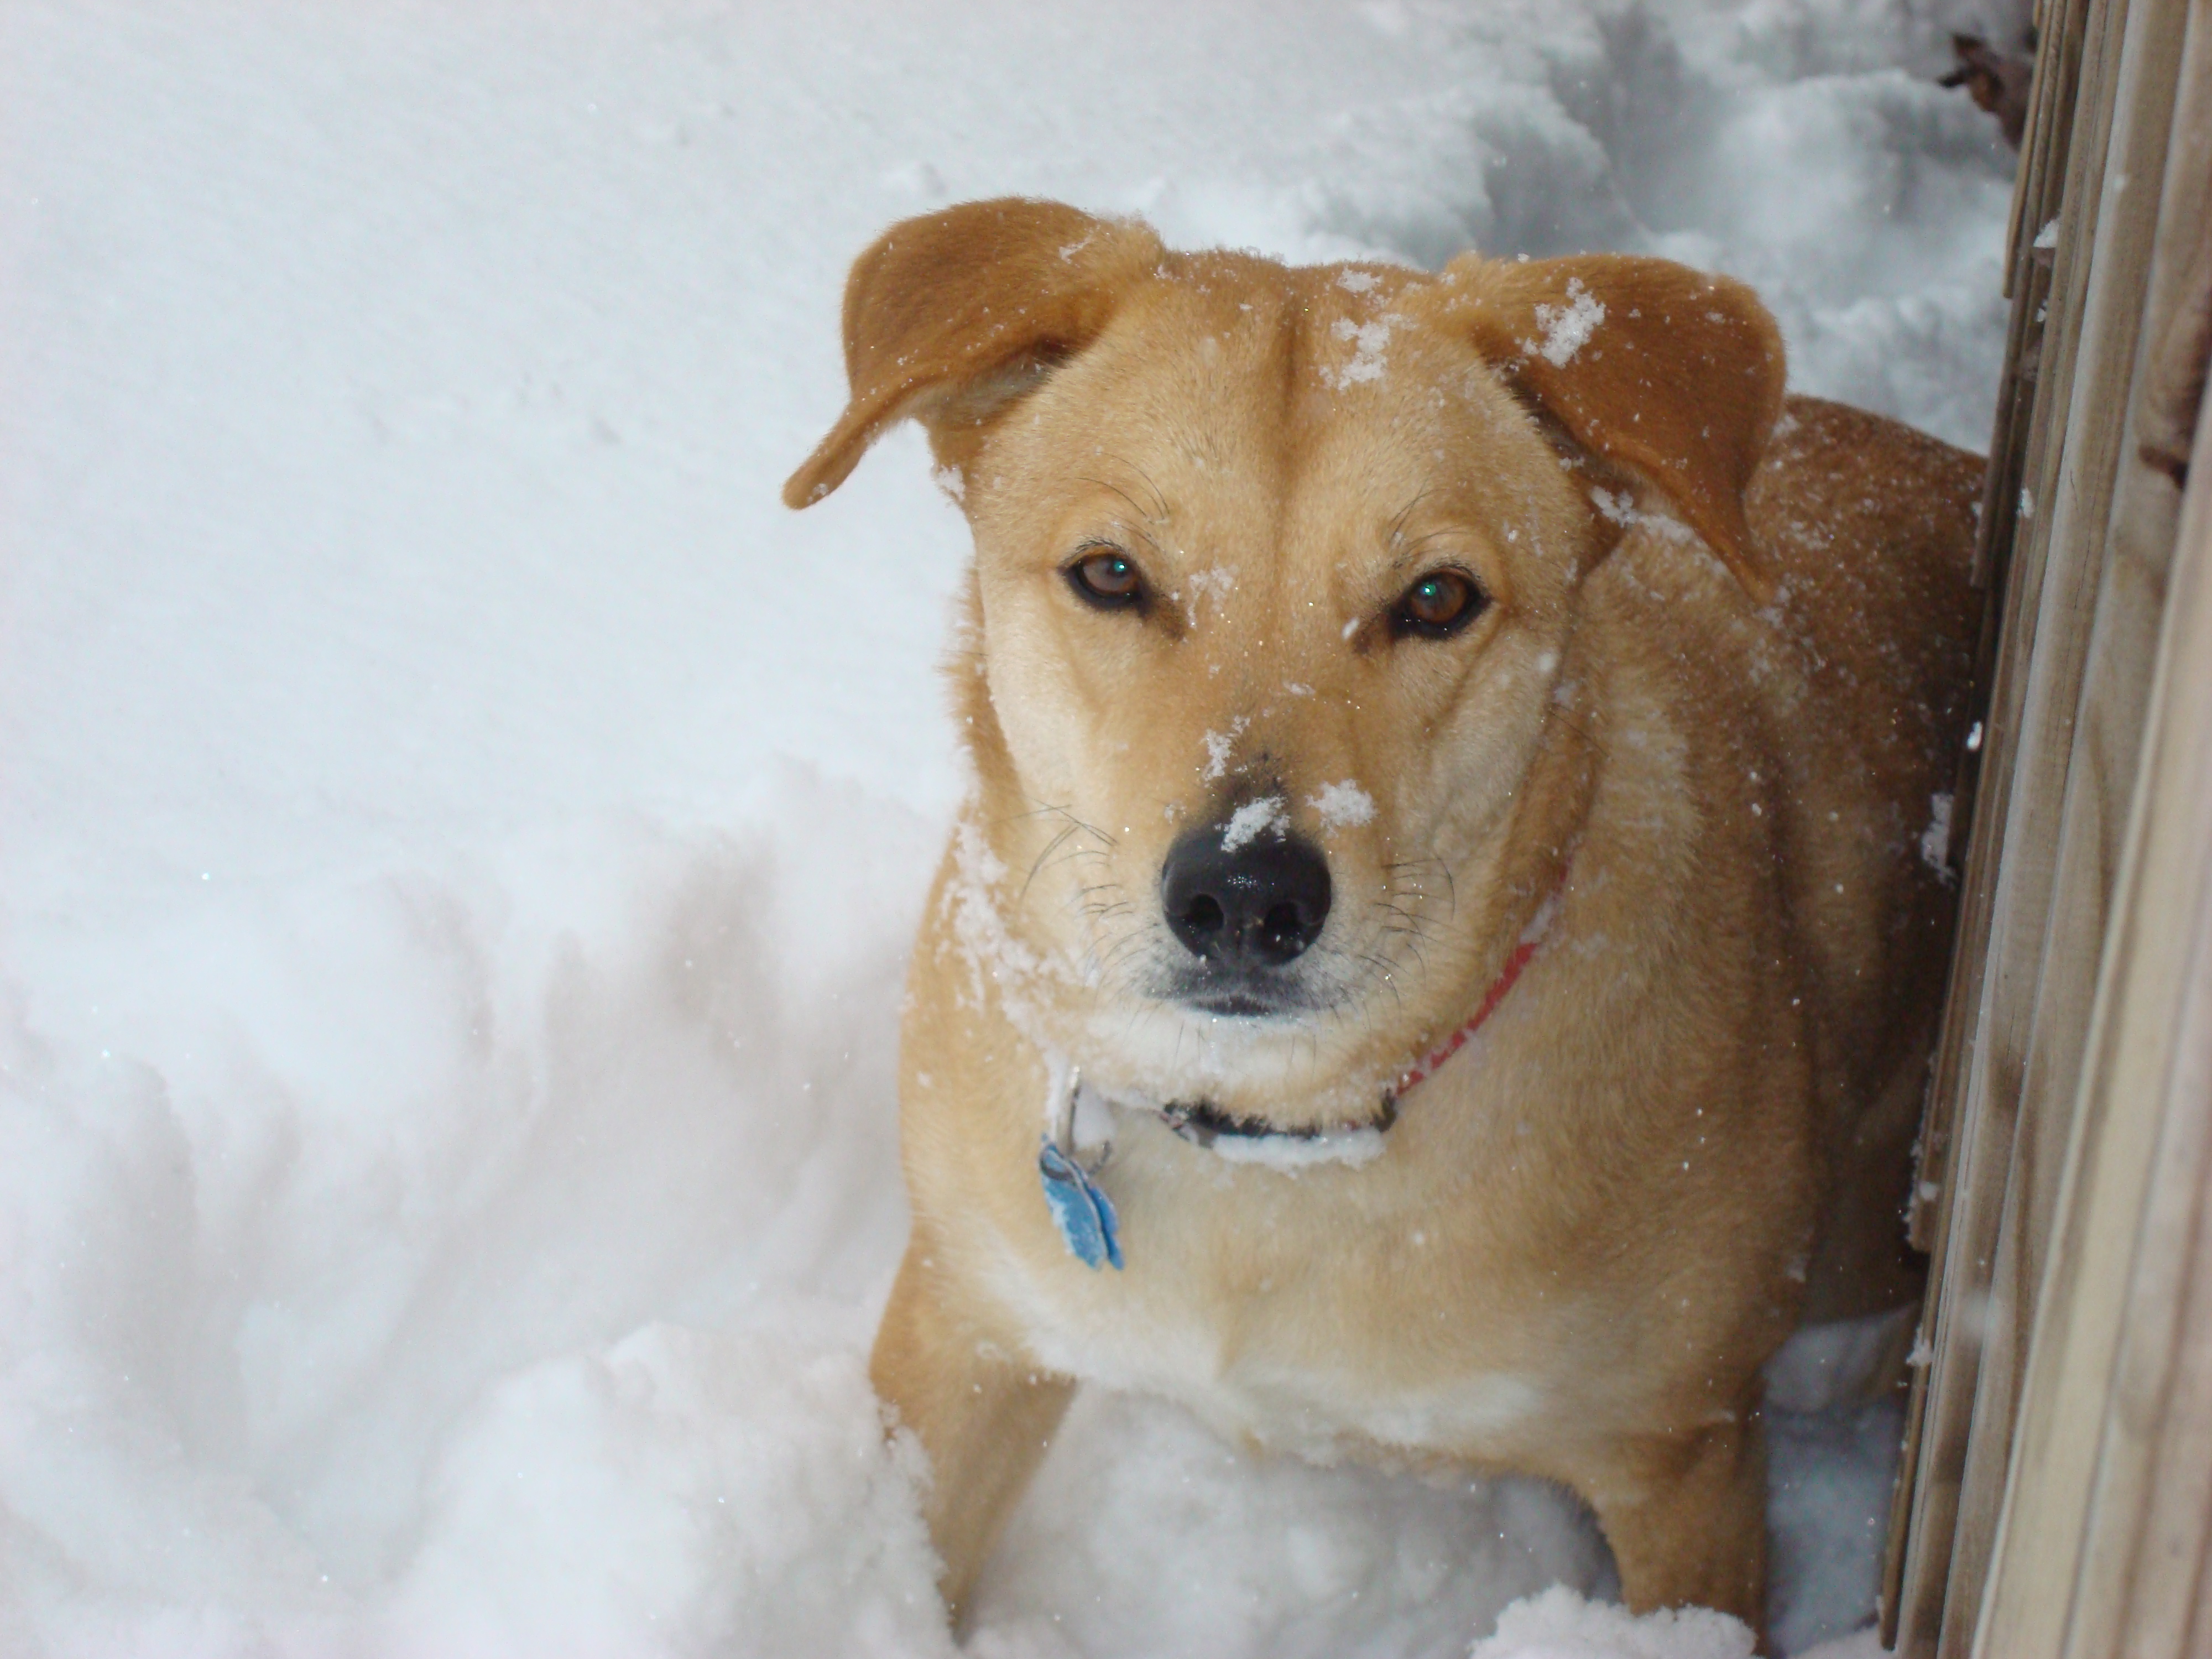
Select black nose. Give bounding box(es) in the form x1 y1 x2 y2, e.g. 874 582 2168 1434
1161 820 1333 967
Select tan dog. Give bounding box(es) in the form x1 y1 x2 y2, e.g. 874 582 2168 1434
785 199 1977 1636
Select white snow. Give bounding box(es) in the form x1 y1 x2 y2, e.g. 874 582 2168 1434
1470 1587 1752 1659
1918 792 1956 877
1530 276 1608 366
1190 1119 1389 1170
1220 795 1291 853
0 0 2013 1652
1202 714 1251 783
1184 562 1239 627
1328 314 1397 387
1312 779 1380 830
1591 485 1642 526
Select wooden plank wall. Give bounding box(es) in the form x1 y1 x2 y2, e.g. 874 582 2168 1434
1887 0 2140 1637
1882 0 2212 1650
1974 1 2212 1645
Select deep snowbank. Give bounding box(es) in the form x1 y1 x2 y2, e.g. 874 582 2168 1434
1 1 2015 1653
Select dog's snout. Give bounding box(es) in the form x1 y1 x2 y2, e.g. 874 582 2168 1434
1161 825 1332 967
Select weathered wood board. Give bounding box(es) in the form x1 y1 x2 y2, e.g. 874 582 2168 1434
1882 0 2212 1652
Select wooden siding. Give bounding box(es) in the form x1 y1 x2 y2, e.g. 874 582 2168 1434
1882 0 2212 1651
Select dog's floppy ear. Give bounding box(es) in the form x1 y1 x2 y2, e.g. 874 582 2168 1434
1426 253 1787 601
784 199 1162 509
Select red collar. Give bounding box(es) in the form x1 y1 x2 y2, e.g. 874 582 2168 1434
1390 883 1563 1102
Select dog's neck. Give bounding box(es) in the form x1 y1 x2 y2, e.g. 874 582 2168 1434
1034 851 1567 1267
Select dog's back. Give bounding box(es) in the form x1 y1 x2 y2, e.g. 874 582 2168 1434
1611 395 1980 1318
1773 399 1979 1319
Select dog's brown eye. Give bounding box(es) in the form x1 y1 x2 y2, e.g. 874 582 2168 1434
1392 570 1486 639
1067 549 1145 609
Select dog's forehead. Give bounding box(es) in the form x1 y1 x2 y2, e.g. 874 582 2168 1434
1044 257 1503 494
1129 258 1459 423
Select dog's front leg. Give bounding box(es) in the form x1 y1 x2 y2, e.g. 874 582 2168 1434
872 1234 1074 1625
1579 1412 1770 1645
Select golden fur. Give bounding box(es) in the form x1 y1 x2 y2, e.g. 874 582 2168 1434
786 199 1978 1636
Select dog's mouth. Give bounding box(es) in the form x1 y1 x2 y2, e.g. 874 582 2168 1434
1190 994 1292 1019
1156 964 1321 1020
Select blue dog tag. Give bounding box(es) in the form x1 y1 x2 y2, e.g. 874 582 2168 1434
1039 1139 1123 1270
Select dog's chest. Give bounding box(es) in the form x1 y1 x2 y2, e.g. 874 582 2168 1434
982 1140 1552 1465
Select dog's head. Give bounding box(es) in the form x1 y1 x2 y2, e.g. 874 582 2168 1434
788 200 1783 1129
